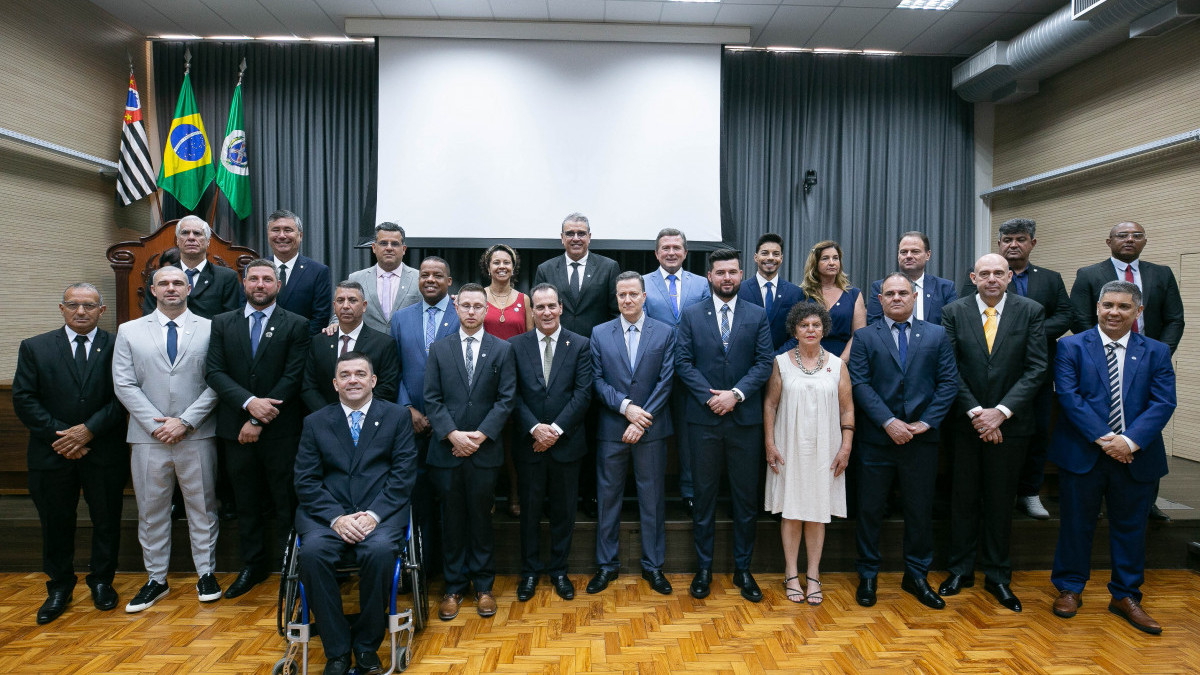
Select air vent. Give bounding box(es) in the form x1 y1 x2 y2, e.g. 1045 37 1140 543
1073 0 1112 19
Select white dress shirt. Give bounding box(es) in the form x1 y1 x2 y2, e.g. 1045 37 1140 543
912 273 926 321
459 327 483 373
337 322 364 353
65 325 99 358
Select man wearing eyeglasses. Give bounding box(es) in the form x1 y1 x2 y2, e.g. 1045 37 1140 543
344 222 421 335
1069 221 1184 521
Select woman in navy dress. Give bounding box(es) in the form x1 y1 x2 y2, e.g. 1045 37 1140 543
799 240 866 361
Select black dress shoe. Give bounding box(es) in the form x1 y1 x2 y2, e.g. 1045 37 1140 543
1149 504 1172 522
856 577 877 607
516 575 538 602
323 653 351 675
732 570 763 602
681 498 695 517
89 582 118 611
586 569 618 594
689 569 712 599
224 567 269 599
902 575 946 610
355 649 383 675
580 497 599 519
37 589 71 624
641 569 673 595
984 580 1022 612
550 574 574 600
938 574 974 597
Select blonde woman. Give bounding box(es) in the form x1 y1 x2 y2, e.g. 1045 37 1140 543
799 240 866 360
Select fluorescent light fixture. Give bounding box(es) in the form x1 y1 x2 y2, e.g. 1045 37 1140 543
157 34 200 40
766 46 811 52
897 0 959 9
862 49 900 55
207 35 252 40
311 36 359 42
812 47 859 54
257 35 306 41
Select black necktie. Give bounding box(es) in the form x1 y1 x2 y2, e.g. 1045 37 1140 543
186 268 198 295
569 262 581 295
896 321 909 368
74 334 88 377
278 263 288 287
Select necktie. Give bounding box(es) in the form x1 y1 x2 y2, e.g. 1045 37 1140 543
74 334 89 377
627 325 640 369
166 320 178 364
667 274 680 319
1124 265 1139 333
250 311 265 357
764 281 774 316
381 272 394 321
464 336 476 387
1106 343 1124 433
186 268 198 295
350 410 363 446
425 306 438 353
278 264 288 287
340 334 352 356
543 334 554 383
983 307 997 353
896 321 909 368
720 303 731 353
569 262 581 295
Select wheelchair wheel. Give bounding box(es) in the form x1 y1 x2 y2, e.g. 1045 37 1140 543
277 530 302 637
407 524 429 631
271 657 299 675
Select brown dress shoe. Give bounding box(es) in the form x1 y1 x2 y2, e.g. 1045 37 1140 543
1108 596 1162 635
1052 590 1081 618
476 591 497 617
438 593 462 621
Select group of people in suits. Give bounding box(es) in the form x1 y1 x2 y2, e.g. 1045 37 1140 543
12 209 1182 674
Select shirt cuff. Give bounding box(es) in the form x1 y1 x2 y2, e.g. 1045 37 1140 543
996 405 1013 419
619 399 631 415
883 417 897 429
365 510 380 523
966 406 982 419
242 396 255 409
1120 435 1140 453
530 424 540 435
550 422 564 436
731 388 745 403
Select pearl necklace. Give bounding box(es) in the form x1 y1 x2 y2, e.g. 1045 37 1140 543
794 347 826 375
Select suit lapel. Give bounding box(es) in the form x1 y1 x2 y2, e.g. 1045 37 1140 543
278 256 309 305
1083 330 1110 390
450 333 472 390
350 403 382 472
80 331 109 386
988 295 1016 357
144 315 172 367
1123 335 1146 402
176 312 201 364
963 303 989 357
252 311 281 366
56 331 84 386
877 321 902 370
547 333 574 390
189 263 215 299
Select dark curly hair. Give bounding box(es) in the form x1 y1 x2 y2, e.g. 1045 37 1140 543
479 244 521 283
785 301 831 339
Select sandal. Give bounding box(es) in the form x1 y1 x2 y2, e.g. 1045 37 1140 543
783 575 805 603
805 576 823 606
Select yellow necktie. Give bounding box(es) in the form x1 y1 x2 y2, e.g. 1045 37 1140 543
983 307 997 353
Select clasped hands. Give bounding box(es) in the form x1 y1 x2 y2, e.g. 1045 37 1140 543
623 403 653 444
1097 434 1134 464
332 512 378 544
151 417 189 444
969 408 1006 444
706 389 738 416
52 423 93 459
448 429 488 457
884 419 931 445
531 424 560 452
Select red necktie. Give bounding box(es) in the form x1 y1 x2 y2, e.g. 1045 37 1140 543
1124 265 1139 333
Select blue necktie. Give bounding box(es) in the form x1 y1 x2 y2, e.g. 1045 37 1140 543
720 303 731 353
425 306 438 353
764 281 774 315
667 274 680 320
896 321 909 369
627 325 640 369
185 268 198 295
250 311 265 357
350 410 363 446
166 320 178 364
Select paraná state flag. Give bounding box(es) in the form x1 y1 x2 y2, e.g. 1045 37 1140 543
215 82 250 219
158 73 214 210
116 73 156 205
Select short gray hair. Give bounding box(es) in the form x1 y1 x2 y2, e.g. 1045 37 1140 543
176 215 212 240
998 218 1036 239
1099 280 1142 307
562 212 590 232
268 209 303 232
63 282 104 305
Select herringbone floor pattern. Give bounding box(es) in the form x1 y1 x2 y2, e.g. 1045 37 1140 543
1 570 1197 674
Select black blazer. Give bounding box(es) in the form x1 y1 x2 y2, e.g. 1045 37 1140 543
531 253 620 337
301 325 400 412
1070 258 1184 353
13 328 127 470
941 294 1048 436
674 300 774 427
960 263 1073 359
141 260 243 320
423 331 516 469
276 254 334 336
205 306 311 441
510 328 593 463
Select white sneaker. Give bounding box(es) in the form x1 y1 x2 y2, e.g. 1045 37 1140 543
1021 495 1050 520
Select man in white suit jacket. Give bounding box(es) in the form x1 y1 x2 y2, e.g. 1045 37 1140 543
112 266 221 613
344 222 421 334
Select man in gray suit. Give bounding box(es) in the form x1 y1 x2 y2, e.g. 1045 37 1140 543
113 266 222 613
344 222 421 334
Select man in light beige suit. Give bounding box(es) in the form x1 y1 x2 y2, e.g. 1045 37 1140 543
113 266 221 613
344 222 421 334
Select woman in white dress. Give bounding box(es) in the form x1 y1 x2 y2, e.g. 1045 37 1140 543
764 302 854 605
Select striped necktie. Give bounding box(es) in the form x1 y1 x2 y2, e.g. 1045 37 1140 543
1106 342 1124 433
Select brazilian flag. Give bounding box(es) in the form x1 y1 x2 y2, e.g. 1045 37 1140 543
159 73 214 210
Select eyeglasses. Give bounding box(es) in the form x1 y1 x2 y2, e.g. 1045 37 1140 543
1112 233 1145 241
63 302 101 311
562 230 589 239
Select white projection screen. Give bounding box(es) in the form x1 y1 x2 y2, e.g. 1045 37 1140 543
376 37 722 246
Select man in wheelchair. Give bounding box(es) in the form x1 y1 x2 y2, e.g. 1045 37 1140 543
294 352 417 675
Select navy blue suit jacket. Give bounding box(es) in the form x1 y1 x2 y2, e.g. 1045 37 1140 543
848 318 959 446
293 399 417 536
423 331 516 469
276 254 333 336
511 329 593 463
591 315 675 442
389 300 459 413
737 278 804 350
1050 329 1176 483
867 274 956 325
675 300 773 426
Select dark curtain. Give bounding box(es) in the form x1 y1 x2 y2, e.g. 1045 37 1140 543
152 41 377 284
722 51 974 292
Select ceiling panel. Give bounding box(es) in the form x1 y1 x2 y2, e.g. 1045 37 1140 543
838 0 908 8
949 10 1046 54
490 0 551 20
756 4 834 46
604 0 663 22
660 1 721 25
953 0 1025 10
779 0 840 6
202 0 290 35
804 6 889 48
370 0 439 18
547 0 606 21
902 10 1002 54
255 0 344 34
430 0 494 19
856 8 942 51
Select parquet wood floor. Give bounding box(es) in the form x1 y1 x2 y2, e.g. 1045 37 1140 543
1 570 1197 674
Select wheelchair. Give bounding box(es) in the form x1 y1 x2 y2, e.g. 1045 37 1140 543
274 513 428 674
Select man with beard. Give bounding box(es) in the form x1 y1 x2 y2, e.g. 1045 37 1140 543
737 233 805 351
205 259 310 598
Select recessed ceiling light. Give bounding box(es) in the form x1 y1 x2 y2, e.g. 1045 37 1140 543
897 0 959 9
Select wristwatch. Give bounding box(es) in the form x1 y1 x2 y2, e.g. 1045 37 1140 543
248 418 262 427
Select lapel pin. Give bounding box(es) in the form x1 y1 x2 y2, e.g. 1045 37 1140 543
264 331 274 338
915 333 920 338
374 421 379 426
1132 356 1138 360
565 340 570 346
481 353 487 358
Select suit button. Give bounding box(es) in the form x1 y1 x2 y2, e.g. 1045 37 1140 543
467 402 473 408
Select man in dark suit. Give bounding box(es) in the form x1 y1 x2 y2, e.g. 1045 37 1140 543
303 281 399 412
587 271 676 596
1069 221 1184 522
960 218 1073 520
867 231 957 325
509 283 593 602
205 259 311 598
849 273 958 610
676 249 773 602
737 233 805 350
268 209 333 336
1049 281 1176 635
140 215 244 319
424 283 516 620
939 254 1047 612
13 283 127 623
294 352 417 675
